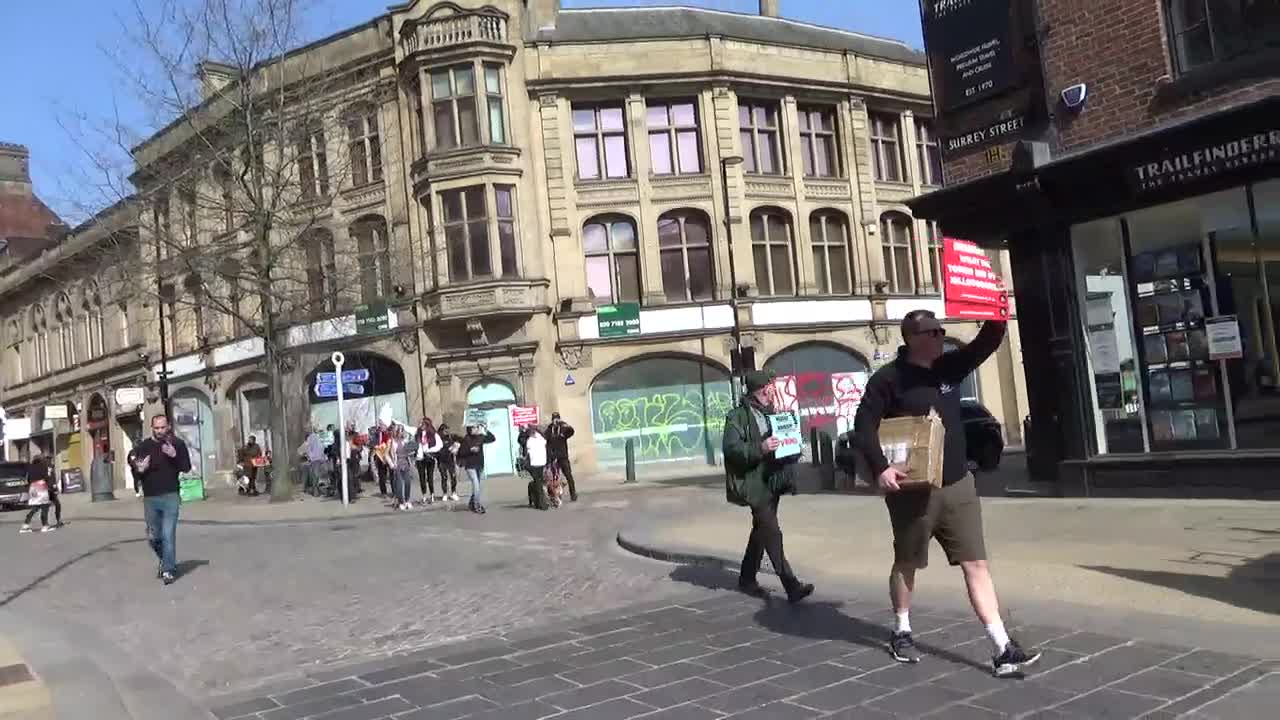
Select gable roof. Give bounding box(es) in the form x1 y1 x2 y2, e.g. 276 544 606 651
535 7 925 65
0 189 63 261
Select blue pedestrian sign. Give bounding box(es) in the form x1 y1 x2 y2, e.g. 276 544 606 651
315 369 370 385
343 383 365 396
314 382 340 398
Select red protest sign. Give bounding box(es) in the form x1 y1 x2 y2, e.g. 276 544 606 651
943 238 1009 321
510 405 540 427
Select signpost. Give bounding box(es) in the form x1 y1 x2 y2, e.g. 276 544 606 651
942 237 1009 320
597 303 641 338
332 351 350 507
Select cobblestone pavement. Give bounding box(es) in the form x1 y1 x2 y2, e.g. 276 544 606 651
0 484 723 702
211 588 1277 720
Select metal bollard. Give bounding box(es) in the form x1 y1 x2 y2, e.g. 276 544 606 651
809 428 821 466
624 438 637 484
819 433 836 491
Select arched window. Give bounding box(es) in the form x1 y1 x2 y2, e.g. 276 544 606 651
880 211 917 294
765 343 870 437
83 281 105 358
351 216 392 303
5 317 22 385
346 106 383 186
750 207 796 297
54 292 75 369
31 305 49 376
583 215 640 304
303 228 337 314
810 210 853 295
657 209 713 302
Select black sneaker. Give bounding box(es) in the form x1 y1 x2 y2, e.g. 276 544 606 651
785 582 814 604
889 631 921 663
992 639 1042 677
737 580 767 598
161 571 177 586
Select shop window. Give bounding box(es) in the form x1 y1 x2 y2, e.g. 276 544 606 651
750 207 796 297
657 209 713 302
810 210 852 295
647 100 702 176
739 101 784 175
880 212 917 294
1166 0 1280 75
573 104 629 180
798 107 839 178
590 355 732 467
764 343 870 439
583 215 640 304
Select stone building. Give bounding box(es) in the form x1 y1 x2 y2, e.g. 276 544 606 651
3 0 1031 490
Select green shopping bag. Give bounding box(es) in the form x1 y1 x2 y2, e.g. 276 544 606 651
179 475 205 503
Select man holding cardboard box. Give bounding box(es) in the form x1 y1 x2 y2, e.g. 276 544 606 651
723 370 815 604
851 310 1040 677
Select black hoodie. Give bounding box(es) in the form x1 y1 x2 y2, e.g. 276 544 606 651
850 321 1005 487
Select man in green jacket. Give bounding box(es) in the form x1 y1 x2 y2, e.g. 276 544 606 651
723 370 814 604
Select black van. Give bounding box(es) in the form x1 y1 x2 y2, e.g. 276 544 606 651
0 461 30 510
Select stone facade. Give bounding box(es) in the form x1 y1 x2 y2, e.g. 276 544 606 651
2 0 1031 486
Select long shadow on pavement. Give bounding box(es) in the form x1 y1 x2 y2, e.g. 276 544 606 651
0 538 147 609
1082 551 1280 616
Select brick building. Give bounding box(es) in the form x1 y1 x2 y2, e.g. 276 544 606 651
910 0 1280 494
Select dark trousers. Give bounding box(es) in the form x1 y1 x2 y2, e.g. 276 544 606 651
24 489 61 526
246 466 259 494
551 455 577 499
416 457 436 496
374 457 389 496
740 495 798 588
438 462 457 494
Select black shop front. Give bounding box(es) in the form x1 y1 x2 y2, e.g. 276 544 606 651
910 95 1280 497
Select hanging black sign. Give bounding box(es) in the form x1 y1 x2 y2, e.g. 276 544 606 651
921 0 1018 113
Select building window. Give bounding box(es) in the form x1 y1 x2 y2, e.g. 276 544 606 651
55 293 75 369
657 209 714 302
583 215 640 304
810 211 853 295
85 282 105 358
881 212 917 294
750 207 796 296
495 185 518 277
924 220 944 293
215 164 235 234
352 216 392 303
152 195 171 256
799 107 839 178
870 113 904 182
915 119 943 186
573 105 629 180
409 78 426 152
117 302 130 350
6 318 22 385
179 182 197 246
484 64 506 144
297 124 329 199
739 101 784 175
431 65 480 150
31 305 49 376
347 108 383 187
442 186 492 281
1167 0 1280 75
647 100 702 175
304 229 338 314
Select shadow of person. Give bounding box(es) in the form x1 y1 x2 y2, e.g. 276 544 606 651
1082 551 1280 617
669 562 743 592
176 559 210 578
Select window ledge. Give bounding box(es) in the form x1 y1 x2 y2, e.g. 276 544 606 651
574 176 637 188
422 277 550 322
1154 49 1280 106
340 179 386 200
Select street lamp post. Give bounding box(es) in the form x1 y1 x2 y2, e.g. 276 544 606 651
720 155 745 401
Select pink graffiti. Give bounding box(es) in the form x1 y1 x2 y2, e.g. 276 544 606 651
772 372 868 436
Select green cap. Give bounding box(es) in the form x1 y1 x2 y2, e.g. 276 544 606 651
743 370 775 393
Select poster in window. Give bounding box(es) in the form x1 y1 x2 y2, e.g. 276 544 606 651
1188 328 1209 359
1192 368 1218 402
1177 244 1202 274
1149 371 1172 404
1179 291 1205 323
1155 294 1186 325
1136 298 1160 328
1195 409 1220 439
1143 334 1167 363
1151 411 1174 442
1166 331 1190 362
1206 316 1245 359
1131 252 1156 283
1171 410 1198 440
1170 370 1194 402
1155 250 1180 279
1089 329 1121 374
1095 374 1123 410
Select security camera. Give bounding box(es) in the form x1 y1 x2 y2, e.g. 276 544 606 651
1061 83 1088 111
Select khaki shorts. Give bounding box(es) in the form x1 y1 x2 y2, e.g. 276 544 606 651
884 473 986 569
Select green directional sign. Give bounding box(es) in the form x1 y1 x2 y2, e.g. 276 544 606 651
355 302 392 335
597 303 641 338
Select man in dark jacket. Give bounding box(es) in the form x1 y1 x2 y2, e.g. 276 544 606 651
851 310 1039 677
545 412 577 501
723 370 814 604
457 424 495 514
130 414 192 585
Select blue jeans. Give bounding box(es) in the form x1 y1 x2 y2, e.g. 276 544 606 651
144 492 180 575
395 467 413 503
465 467 484 506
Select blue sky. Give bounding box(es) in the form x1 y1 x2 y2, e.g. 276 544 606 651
0 1 923 221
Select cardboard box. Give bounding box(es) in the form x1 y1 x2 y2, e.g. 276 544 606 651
874 409 945 489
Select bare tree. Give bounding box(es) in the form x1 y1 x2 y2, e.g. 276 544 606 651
66 0 374 499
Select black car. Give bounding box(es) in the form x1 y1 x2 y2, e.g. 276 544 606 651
961 399 1004 471
0 461 30 510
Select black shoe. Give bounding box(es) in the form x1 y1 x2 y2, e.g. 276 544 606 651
785 582 814 604
737 580 767 598
889 631 921 663
992 639 1041 677
570 494 578 502
161 571 177 585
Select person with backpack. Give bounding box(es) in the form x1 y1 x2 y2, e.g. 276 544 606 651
457 424 495 514
19 453 58 534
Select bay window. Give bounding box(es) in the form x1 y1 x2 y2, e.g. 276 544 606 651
440 185 520 282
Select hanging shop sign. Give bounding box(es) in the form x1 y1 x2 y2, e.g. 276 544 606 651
942 237 1009 320
921 0 1018 113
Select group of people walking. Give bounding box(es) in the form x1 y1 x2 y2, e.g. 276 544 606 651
724 311 1042 678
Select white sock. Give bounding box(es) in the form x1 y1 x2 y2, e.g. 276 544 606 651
895 611 911 633
986 620 1010 654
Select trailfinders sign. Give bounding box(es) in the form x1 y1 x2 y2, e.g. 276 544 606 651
1130 128 1280 193
921 0 1016 113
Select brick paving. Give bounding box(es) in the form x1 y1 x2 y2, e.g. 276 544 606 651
212 591 1276 720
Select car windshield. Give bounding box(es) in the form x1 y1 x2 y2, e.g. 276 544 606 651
0 464 27 481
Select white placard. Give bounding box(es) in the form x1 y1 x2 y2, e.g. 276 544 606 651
1206 316 1244 360
114 387 146 407
43 405 68 420
1089 328 1121 374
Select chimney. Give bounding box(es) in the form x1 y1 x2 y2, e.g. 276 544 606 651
0 143 32 195
528 0 561 32
759 0 780 17
196 61 239 100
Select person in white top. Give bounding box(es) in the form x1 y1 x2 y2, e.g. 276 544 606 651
415 419 444 503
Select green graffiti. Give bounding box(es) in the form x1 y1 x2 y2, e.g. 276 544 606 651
593 386 734 461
